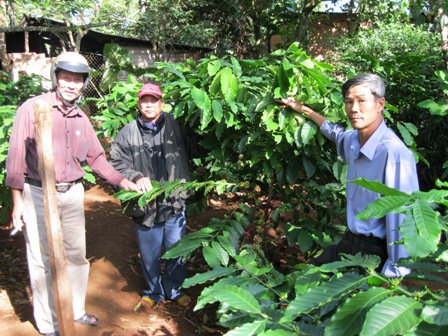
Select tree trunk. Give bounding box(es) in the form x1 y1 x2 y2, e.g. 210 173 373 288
438 7 448 72
294 0 323 51
0 0 11 75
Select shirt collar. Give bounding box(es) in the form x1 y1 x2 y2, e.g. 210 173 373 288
48 91 79 116
138 113 164 130
359 120 387 161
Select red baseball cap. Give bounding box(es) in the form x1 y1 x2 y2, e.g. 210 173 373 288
138 83 162 99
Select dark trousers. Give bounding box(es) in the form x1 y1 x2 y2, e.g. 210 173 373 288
309 231 388 272
135 211 188 302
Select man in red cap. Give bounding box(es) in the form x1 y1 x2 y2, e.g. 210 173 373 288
110 83 193 311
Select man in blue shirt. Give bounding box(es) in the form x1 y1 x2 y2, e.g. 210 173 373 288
278 73 419 277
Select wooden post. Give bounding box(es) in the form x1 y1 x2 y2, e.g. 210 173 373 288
34 100 76 336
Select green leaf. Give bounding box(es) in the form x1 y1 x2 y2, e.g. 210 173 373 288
196 276 250 310
212 99 223 122
302 157 315 179
325 287 390 336
406 321 448 335
265 118 278 131
191 87 212 129
417 99 448 116
421 305 448 326
318 253 380 273
220 67 238 103
207 59 221 76
182 267 236 288
301 121 317 145
300 58 315 69
217 232 238 257
413 189 448 203
225 319 267 336
351 178 409 196
281 273 365 322
294 127 303 149
276 64 290 96
294 272 322 295
360 296 422 336
258 329 292 336
397 123 414 146
404 122 418 136
203 245 221 268
210 71 222 95
296 230 314 253
230 56 242 77
401 201 440 258
162 237 206 259
356 195 410 220
212 240 229 267
209 286 264 315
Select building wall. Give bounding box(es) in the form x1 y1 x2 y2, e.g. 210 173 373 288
271 13 358 61
9 52 53 89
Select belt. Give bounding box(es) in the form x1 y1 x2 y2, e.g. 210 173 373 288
25 177 82 193
344 231 387 256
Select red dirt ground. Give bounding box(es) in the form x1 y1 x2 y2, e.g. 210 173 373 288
0 180 230 336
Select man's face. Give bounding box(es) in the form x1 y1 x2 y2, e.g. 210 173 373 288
344 84 385 133
138 95 164 122
56 69 84 103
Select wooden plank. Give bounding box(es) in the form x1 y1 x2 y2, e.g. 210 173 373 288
34 100 75 336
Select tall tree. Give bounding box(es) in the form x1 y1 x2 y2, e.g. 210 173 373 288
3 0 139 51
436 3 448 71
409 0 448 71
129 0 215 61
0 0 10 75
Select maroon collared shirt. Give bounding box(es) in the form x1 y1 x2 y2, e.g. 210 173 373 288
6 91 124 189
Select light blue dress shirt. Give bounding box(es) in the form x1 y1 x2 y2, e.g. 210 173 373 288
320 120 419 277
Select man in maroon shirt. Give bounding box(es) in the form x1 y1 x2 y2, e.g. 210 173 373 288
6 52 139 336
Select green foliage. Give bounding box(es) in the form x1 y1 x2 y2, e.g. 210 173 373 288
95 44 349 254
94 44 448 335
129 0 216 49
0 72 46 106
417 71 448 180
0 72 46 223
99 44 149 92
115 178 233 212
354 178 447 260
0 104 16 223
162 199 448 335
92 75 141 139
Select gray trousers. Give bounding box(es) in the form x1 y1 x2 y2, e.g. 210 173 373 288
23 182 89 334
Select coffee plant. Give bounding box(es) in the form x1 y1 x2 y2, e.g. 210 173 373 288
94 43 448 335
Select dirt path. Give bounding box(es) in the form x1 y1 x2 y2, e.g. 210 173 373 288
0 181 225 336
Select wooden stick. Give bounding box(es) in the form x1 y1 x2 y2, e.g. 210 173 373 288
34 99 75 336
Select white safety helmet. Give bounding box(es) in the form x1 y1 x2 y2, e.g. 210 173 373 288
51 52 90 106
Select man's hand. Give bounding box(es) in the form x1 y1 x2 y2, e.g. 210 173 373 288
119 178 141 192
11 189 27 232
277 97 326 127
277 97 304 113
135 177 153 193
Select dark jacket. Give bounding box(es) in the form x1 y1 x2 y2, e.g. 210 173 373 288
110 113 191 227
